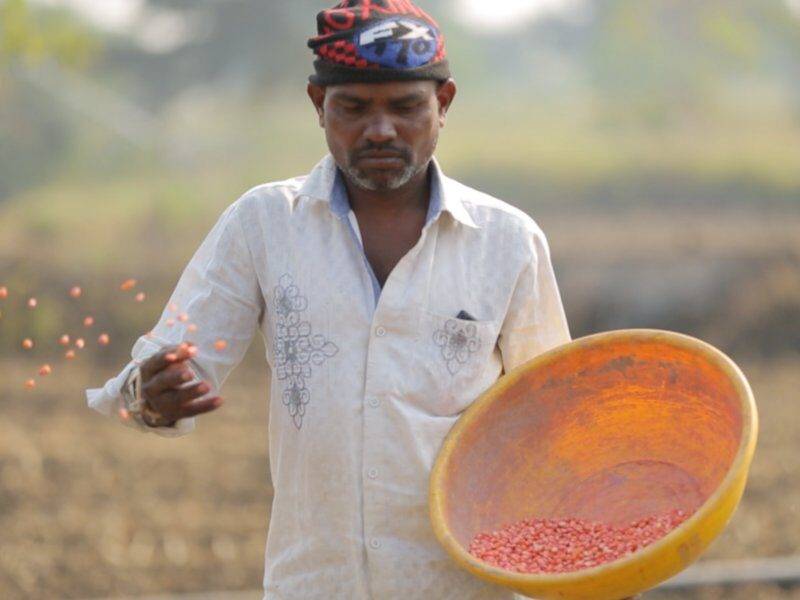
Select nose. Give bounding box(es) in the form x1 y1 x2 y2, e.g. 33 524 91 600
363 113 397 145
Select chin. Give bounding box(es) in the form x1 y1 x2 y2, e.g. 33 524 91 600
347 164 420 192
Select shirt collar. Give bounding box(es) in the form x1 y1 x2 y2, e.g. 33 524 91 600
297 154 479 229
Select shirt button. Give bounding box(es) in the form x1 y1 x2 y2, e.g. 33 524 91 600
367 468 378 479
368 397 380 408
375 326 387 337
370 538 381 549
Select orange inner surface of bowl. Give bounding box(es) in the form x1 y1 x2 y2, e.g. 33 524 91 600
443 338 744 551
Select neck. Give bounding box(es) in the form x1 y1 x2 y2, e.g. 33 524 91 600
342 161 432 218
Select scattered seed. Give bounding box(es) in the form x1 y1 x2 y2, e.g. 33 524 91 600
65 350 76 360
214 339 228 351
98 333 110 346
22 339 34 350
178 313 189 323
187 323 198 333
135 292 146 302
165 353 178 362
69 286 82 298
165 318 175 327
83 316 95 327
25 379 36 389
0 286 7 299
75 338 85 349
120 278 137 291
27 297 37 308
59 334 70 346
39 364 52 376
168 303 179 312
118 407 130 421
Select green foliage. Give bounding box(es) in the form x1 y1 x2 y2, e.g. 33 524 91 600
0 0 101 200
0 0 98 67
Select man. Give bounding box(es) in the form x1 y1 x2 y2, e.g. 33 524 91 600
86 1 571 598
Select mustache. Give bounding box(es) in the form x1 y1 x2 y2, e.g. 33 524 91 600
351 144 411 161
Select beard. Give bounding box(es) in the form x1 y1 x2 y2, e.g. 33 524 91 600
343 145 430 192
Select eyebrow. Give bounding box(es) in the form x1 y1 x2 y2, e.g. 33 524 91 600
329 91 427 105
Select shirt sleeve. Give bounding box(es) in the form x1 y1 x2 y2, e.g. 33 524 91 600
497 226 571 374
85 199 266 437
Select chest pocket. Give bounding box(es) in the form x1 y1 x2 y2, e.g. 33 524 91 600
416 308 503 417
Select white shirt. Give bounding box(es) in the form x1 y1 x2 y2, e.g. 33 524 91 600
86 154 571 599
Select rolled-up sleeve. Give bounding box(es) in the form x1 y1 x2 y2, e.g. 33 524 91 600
86 198 266 436
498 226 571 374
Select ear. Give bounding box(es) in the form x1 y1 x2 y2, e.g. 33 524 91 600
435 79 457 128
307 83 327 127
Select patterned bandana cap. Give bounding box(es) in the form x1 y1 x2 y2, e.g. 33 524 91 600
308 0 450 85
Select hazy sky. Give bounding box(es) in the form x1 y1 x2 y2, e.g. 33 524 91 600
33 0 577 32
32 0 800 34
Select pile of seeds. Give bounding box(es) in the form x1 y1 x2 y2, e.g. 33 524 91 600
469 509 690 573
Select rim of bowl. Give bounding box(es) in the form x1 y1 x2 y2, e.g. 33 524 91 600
429 328 759 585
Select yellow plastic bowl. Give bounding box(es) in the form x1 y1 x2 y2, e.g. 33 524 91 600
429 329 758 600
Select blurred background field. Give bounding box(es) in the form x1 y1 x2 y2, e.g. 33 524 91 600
1 0 799 598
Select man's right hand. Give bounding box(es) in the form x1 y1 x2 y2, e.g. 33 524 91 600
140 342 224 425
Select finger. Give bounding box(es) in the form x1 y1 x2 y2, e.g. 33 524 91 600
165 341 199 364
140 344 182 380
143 362 195 398
140 342 198 382
172 380 212 405
175 396 223 419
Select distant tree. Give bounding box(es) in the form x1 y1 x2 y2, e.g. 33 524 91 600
0 0 99 200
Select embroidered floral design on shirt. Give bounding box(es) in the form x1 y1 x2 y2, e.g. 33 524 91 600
273 273 338 429
433 319 481 375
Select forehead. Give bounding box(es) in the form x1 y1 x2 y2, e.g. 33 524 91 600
326 80 437 102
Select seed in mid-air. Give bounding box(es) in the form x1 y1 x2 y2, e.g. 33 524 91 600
98 333 110 346
0 286 7 299
27 297 37 308
65 350 76 360
22 339 34 350
39 364 52 376
59 334 70 346
83 316 95 327
69 286 82 298
120 279 137 291
25 379 36 389
135 292 146 302
75 338 85 349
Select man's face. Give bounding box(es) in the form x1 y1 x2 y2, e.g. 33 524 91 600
308 79 456 192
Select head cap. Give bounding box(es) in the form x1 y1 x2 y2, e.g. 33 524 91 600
308 0 450 86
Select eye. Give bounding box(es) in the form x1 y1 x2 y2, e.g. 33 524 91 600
341 104 366 116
